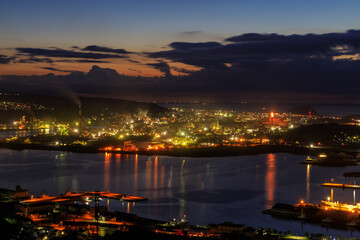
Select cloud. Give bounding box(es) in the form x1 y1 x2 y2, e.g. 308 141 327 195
42 67 75 73
82 45 131 54
16 57 109 64
17 57 54 63
225 33 287 42
0 55 14 64
225 30 360 46
74 59 110 63
143 29 360 102
16 47 126 59
148 42 228 69
127 59 140 64
128 68 142 74
2 30 360 103
147 30 360 71
1 62 360 103
147 61 172 78
179 31 203 36
149 30 360 69
0 65 180 101
170 66 195 74
169 41 222 51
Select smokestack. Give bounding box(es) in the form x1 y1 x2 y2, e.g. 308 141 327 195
78 104 82 135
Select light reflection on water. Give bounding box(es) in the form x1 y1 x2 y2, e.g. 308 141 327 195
133 154 137 195
306 164 311 203
104 152 110 191
1 149 360 237
265 153 276 209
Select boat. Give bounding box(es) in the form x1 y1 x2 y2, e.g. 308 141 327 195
180 215 190 225
346 220 357 227
298 210 306 219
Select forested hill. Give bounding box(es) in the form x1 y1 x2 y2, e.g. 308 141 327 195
0 93 168 123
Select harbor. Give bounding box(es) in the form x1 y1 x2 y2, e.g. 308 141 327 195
1 187 304 239
1 150 360 237
264 172 360 231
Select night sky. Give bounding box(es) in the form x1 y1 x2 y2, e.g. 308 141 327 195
1 0 360 103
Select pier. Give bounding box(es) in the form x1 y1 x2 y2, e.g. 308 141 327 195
20 190 148 205
321 183 360 190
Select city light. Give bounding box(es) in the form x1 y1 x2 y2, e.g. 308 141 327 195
1 0 360 238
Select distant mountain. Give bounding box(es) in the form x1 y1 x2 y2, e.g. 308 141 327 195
287 105 317 116
0 93 168 123
79 96 168 116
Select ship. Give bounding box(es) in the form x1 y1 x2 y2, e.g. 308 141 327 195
264 200 360 228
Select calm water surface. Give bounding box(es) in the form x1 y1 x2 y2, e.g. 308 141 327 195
0 149 360 237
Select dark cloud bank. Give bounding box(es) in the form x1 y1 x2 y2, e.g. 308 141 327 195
16 47 127 59
82 45 131 54
0 55 14 64
2 30 360 103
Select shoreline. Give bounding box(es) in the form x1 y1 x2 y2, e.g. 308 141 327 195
0 142 318 157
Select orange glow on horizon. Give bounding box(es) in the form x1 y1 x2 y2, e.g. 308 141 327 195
0 56 201 78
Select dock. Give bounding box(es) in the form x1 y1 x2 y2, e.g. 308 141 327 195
20 191 148 205
321 183 360 190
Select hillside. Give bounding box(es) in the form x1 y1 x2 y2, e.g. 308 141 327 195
0 93 168 123
283 123 360 146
